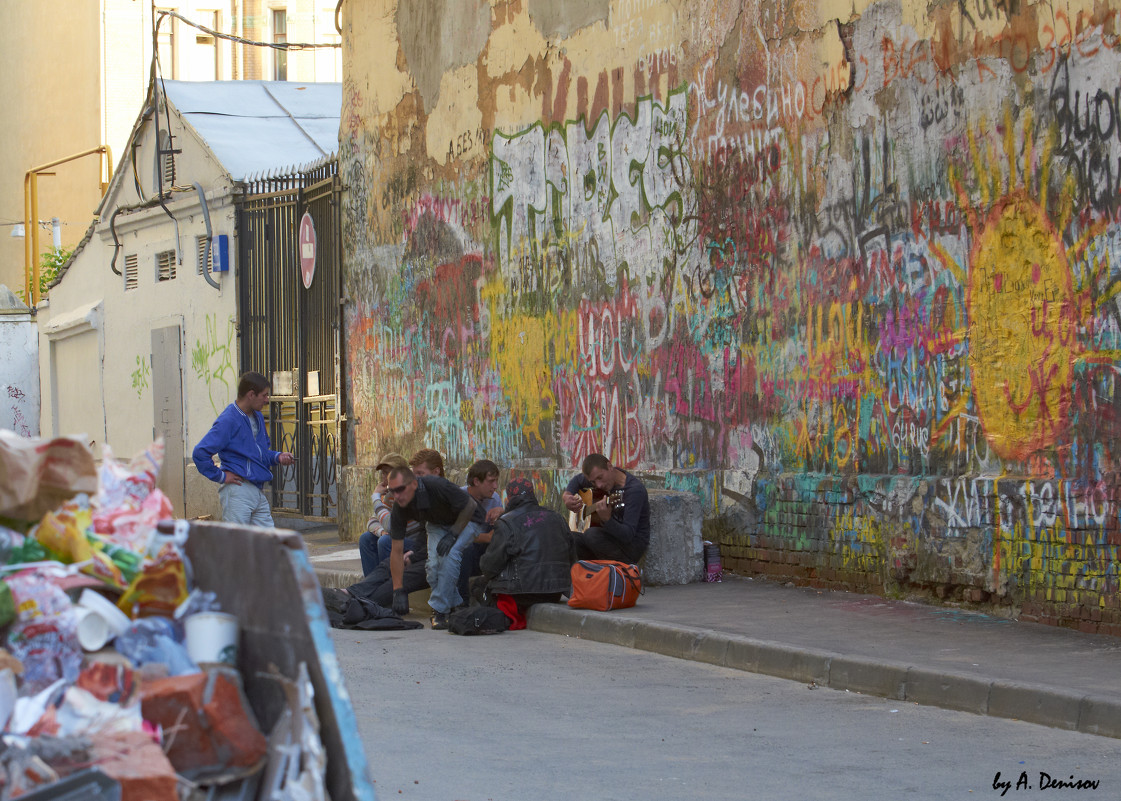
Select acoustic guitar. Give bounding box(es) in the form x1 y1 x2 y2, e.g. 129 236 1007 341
570 487 625 532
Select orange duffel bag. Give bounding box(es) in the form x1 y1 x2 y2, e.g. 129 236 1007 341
567 560 643 611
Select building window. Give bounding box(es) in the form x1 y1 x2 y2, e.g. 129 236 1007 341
196 236 213 274
195 11 221 80
124 254 139 291
156 250 177 282
156 9 177 79
272 9 287 81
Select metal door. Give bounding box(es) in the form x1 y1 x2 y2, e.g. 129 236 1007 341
152 324 186 516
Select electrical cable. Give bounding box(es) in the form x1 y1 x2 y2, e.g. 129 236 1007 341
118 7 336 281
157 9 341 50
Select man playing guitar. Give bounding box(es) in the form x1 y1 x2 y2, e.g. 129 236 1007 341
562 453 650 564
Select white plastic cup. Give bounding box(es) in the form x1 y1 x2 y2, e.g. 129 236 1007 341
184 611 239 667
73 607 111 651
79 589 132 638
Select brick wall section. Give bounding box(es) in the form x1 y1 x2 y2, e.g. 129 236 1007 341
340 463 1121 636
242 0 263 79
712 474 1121 637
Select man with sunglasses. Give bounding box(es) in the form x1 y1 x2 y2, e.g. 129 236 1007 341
361 452 425 575
385 465 484 629
328 448 446 614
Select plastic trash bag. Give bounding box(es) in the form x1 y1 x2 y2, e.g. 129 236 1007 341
114 617 197 677
5 574 82 695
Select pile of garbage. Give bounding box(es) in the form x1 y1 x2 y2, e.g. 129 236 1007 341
0 431 326 801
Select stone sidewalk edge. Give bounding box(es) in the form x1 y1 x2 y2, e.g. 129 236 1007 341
315 569 363 589
526 604 1121 740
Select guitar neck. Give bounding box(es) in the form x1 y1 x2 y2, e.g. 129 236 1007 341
579 488 623 517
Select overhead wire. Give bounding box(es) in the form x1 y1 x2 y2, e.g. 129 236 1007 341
108 7 343 274
157 9 342 51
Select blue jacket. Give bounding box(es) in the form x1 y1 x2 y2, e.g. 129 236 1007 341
192 403 280 486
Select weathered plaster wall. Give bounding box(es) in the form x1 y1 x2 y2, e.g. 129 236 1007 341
0 299 40 438
342 0 1121 632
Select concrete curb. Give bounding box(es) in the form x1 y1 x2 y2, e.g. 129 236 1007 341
314 568 364 589
526 604 1121 740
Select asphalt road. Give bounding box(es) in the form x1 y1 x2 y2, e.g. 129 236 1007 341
331 628 1121 801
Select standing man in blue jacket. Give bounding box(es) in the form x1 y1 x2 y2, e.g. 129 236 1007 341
192 371 295 526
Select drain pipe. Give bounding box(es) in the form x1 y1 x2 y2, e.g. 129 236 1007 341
193 182 221 290
109 207 123 276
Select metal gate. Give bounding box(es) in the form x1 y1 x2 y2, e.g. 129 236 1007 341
236 158 343 520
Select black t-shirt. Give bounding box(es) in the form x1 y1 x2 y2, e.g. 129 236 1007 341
389 475 472 539
565 469 651 556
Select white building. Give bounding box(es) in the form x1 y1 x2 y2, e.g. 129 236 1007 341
38 79 341 519
0 285 38 437
1 0 343 302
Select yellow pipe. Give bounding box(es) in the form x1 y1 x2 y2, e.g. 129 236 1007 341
30 174 39 306
23 173 31 302
24 145 114 305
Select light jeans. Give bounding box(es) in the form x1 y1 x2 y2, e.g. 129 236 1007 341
218 481 274 527
425 520 483 614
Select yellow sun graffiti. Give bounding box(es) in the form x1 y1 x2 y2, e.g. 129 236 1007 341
967 191 1075 460
931 109 1110 464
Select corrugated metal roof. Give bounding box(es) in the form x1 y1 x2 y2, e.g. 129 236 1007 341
162 80 341 181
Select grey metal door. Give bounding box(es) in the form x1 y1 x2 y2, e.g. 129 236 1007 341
152 325 186 517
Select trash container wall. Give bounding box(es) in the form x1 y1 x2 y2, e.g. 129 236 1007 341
184 521 376 801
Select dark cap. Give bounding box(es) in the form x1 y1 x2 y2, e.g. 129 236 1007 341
505 476 537 508
375 452 408 472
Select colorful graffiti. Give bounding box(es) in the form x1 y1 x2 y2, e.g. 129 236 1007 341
342 0 1121 627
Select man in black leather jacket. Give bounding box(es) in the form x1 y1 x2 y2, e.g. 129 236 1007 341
479 477 576 612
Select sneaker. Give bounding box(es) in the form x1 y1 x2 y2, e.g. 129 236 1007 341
431 611 450 630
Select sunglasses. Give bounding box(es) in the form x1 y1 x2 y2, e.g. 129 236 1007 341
386 483 408 494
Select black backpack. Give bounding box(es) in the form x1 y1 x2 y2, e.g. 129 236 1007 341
447 605 511 635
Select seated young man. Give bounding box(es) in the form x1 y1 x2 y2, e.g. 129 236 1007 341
360 448 447 572
334 449 448 610
561 453 650 564
479 477 576 618
385 465 484 629
342 509 426 613
457 459 504 602
359 452 414 576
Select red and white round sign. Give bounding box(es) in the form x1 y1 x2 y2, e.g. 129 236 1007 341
299 211 317 289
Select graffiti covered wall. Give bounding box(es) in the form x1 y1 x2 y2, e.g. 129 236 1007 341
0 296 39 438
342 0 1121 632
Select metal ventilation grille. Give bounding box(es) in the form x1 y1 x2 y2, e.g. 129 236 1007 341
156 250 176 281
159 131 175 187
124 254 138 291
196 236 212 274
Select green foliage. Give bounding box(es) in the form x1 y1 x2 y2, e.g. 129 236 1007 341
38 247 71 295
17 247 71 302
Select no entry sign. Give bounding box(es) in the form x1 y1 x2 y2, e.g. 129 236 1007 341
299 211 316 289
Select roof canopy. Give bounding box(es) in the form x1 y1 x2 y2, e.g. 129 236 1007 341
162 80 341 181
